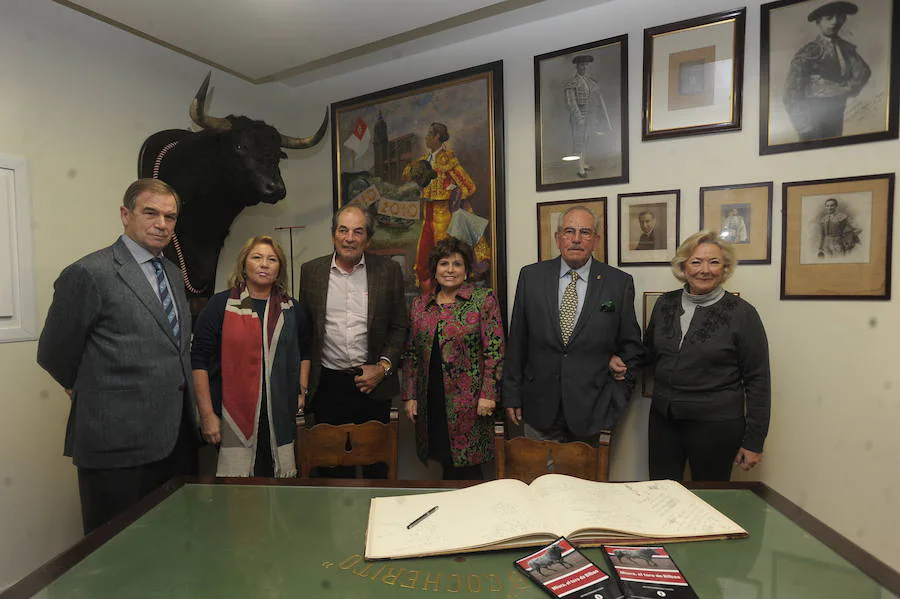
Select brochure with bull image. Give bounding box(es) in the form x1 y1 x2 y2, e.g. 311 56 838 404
515 537 624 599
603 545 699 599
364 474 747 560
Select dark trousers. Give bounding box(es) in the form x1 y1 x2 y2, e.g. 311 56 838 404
77 414 198 535
440 463 484 481
648 409 744 482
312 367 391 479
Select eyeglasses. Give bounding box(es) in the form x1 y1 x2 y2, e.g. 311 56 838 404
559 227 595 240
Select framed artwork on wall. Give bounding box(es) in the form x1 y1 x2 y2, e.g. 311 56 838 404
781 172 894 299
330 61 506 309
700 181 774 264
536 197 608 263
534 35 629 191
760 0 900 154
617 190 680 266
642 7 746 140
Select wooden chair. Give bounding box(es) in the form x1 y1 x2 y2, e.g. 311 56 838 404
494 422 611 484
295 407 400 479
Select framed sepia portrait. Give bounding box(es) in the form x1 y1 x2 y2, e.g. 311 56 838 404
331 61 507 310
700 181 774 264
781 172 894 299
536 197 608 263
642 8 746 139
534 35 629 191
618 190 680 266
760 0 900 154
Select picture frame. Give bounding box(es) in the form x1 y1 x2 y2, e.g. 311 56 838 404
536 197 608 263
700 181 774 264
642 8 746 140
760 0 900 155
618 190 680 266
330 61 507 310
781 173 894 299
534 35 629 191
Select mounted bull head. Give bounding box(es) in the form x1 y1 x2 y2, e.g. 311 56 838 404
138 73 328 316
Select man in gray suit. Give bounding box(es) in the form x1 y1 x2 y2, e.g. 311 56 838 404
504 206 642 443
298 204 408 477
38 179 197 534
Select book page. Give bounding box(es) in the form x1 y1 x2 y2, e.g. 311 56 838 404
365 479 559 559
528 475 745 539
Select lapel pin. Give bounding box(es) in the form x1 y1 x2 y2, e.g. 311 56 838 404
595 274 602 280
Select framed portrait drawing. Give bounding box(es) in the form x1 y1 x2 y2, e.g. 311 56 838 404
618 190 680 266
642 8 746 139
536 198 608 263
781 173 894 299
760 0 900 154
700 182 773 264
534 35 629 191
331 62 507 310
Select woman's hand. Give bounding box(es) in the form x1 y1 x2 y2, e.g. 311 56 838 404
734 447 762 471
404 400 417 422
476 398 496 417
199 412 221 445
608 354 627 380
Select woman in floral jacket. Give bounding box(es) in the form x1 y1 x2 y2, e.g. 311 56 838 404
401 238 505 480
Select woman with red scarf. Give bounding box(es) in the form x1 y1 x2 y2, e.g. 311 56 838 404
191 236 309 477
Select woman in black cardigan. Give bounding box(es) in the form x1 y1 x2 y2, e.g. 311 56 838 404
644 230 771 481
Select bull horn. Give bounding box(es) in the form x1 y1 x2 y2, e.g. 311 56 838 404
189 72 232 131
280 110 329 149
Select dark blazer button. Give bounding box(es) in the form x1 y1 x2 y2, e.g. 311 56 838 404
178 384 186 391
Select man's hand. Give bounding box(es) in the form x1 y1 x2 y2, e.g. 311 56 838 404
355 364 385 395
199 412 221 445
734 448 762 471
477 398 496 417
506 407 522 426
608 354 627 381
404 400 417 422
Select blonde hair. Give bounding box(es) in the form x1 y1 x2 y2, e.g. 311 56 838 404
671 230 736 284
228 235 289 293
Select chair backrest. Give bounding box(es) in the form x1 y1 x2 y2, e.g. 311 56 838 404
296 408 399 479
494 422 611 484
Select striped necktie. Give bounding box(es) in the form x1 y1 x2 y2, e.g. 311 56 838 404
150 257 180 341
560 270 580 345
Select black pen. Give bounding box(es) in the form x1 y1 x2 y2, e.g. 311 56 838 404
406 506 438 529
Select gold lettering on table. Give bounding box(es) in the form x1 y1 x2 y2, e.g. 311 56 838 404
467 574 482 593
320 561 335 569
509 570 532 591
422 571 442 591
369 564 386 580
382 567 406 585
399 569 421 589
338 554 362 570
487 573 503 592
352 562 376 578
447 574 462 593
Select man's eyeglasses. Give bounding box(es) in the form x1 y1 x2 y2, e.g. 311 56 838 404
559 227 595 240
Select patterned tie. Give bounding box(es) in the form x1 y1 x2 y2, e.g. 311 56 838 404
151 257 181 340
560 270 580 345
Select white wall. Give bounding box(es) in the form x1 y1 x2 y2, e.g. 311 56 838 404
281 0 900 577
1 0 898 589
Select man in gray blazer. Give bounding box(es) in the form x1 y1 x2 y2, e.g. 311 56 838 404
38 179 197 534
298 204 408 477
504 206 642 443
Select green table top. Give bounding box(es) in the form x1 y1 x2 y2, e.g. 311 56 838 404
5 480 898 599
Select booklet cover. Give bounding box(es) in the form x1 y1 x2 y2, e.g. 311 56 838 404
515 537 624 599
603 545 699 599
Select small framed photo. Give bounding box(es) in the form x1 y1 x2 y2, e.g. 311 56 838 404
618 190 680 266
534 35 629 191
781 173 895 299
760 0 900 154
642 8 746 140
700 182 774 264
536 198 608 263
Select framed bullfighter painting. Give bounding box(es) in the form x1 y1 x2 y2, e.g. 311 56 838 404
331 61 507 311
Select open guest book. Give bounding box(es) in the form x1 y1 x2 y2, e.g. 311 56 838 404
365 474 747 560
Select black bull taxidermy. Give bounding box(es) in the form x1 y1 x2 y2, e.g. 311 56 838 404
138 73 328 317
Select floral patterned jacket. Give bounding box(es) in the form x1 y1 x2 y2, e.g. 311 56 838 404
401 284 505 466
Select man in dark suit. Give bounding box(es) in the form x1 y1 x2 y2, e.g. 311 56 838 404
37 179 198 534
298 204 408 477
504 206 642 443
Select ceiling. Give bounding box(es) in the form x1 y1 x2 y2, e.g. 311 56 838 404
54 0 608 87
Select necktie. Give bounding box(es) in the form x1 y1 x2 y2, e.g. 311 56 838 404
560 270 580 345
151 258 181 340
